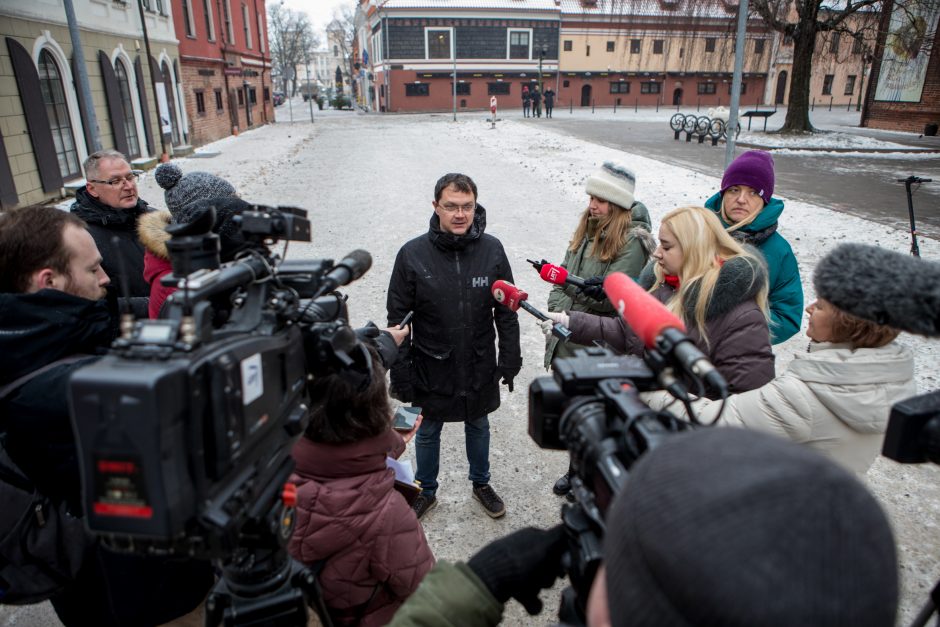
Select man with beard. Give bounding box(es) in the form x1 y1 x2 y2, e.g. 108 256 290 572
0 206 212 626
71 149 152 297
387 173 521 520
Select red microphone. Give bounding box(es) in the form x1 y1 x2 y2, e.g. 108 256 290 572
538 263 587 289
492 280 572 341
602 273 726 393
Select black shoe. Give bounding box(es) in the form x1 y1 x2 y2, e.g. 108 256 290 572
412 494 437 520
472 484 506 518
553 472 572 496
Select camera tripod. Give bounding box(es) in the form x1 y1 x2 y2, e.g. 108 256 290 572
898 176 933 258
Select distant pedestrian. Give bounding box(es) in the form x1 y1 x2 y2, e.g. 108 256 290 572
521 85 531 118
544 87 555 118
531 87 542 118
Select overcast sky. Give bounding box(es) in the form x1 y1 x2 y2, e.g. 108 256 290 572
281 0 356 42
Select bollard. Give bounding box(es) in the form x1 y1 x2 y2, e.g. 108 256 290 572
697 98 701 112
847 99 851 111
829 96 833 111
592 99 595 113
570 99 573 114
676 102 680 112
656 99 660 112
811 97 815 111
635 98 638 113
614 100 617 113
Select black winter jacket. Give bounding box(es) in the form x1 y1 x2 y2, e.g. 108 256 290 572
387 207 522 422
71 188 152 297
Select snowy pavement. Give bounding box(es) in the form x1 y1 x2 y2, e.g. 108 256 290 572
11 110 940 626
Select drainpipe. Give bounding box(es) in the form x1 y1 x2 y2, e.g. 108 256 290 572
63 0 101 151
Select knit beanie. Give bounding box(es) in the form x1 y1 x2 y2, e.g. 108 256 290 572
155 162 236 220
585 162 636 210
720 150 775 203
603 428 898 627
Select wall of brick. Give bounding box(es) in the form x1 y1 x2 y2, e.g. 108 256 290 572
863 37 940 132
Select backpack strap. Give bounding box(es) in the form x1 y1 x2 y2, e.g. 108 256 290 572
0 355 92 403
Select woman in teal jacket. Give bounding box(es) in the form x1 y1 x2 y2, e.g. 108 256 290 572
704 150 802 344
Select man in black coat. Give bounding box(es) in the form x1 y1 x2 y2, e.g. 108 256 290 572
387 173 521 520
0 206 212 626
71 149 152 297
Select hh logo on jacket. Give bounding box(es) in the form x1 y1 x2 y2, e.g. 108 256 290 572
472 276 489 288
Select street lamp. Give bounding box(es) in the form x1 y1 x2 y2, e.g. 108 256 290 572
538 44 547 91
439 33 456 121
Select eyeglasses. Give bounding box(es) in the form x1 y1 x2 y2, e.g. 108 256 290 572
438 202 476 214
89 171 141 187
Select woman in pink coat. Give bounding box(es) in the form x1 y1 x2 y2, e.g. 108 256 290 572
288 345 434 627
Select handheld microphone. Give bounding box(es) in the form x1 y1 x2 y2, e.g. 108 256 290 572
538 263 588 290
492 280 572 341
312 250 372 298
602 273 727 394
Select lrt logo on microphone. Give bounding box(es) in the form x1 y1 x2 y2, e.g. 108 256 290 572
472 276 489 288
547 267 562 283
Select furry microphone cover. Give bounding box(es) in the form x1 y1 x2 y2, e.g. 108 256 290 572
813 243 940 337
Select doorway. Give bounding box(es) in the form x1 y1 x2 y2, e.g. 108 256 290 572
775 71 788 105
673 88 683 106
580 84 592 106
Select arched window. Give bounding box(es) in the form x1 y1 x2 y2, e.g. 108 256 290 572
38 49 80 178
115 60 140 157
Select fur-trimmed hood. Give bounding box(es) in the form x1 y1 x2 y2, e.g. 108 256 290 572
138 210 172 260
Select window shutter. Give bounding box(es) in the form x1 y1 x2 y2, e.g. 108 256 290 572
6 37 63 192
134 56 155 155
0 132 18 208
99 51 129 156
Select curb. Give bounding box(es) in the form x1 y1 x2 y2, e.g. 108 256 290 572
735 140 940 154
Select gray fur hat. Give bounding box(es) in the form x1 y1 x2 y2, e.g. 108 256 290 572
603 428 898 626
814 243 940 337
585 162 636 210
155 162 236 220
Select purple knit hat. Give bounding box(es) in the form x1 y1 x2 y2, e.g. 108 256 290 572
720 150 775 204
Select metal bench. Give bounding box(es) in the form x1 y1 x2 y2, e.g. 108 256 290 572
741 110 775 131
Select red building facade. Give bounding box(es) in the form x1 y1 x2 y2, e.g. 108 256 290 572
171 0 273 146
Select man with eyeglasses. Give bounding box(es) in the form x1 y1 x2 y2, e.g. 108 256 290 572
71 149 152 298
387 173 522 521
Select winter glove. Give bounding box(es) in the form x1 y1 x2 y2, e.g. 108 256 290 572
495 367 516 393
467 525 567 615
578 276 607 301
539 312 570 338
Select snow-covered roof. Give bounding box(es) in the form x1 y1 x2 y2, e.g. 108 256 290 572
558 0 738 19
378 0 560 9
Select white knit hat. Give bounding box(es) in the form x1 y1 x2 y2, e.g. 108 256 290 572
585 161 636 210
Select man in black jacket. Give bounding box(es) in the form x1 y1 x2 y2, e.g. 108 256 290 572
71 149 152 297
387 173 522 520
0 206 212 625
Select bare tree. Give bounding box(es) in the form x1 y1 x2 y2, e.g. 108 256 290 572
748 0 889 133
268 4 319 96
327 5 357 98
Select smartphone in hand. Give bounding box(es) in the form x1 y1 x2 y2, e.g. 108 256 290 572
393 406 422 432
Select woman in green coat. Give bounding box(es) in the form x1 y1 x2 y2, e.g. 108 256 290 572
546 162 653 496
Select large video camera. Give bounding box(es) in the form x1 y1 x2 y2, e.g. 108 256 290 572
529 346 695 624
68 204 371 626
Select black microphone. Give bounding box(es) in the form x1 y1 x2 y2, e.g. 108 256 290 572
312 250 372 298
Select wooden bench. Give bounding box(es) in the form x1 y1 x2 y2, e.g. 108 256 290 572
741 110 775 132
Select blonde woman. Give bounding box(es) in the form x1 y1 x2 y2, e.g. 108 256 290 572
544 206 775 398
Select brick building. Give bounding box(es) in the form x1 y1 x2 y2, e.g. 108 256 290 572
0 0 185 208
862 0 939 133
171 0 273 147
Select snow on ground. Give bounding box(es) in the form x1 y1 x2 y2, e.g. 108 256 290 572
22 109 940 626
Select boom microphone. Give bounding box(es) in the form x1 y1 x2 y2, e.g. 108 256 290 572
814 243 940 337
539 263 588 290
492 280 572 341
602 273 727 394
312 250 372 298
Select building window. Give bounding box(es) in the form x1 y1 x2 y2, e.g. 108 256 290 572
258 12 265 52
222 0 234 44
141 0 152 10
844 75 856 95
182 0 195 37
586 44 590 56
38 49 81 178
249 87 257 104
487 82 510 95
406 83 429 96
606 41 615 52
822 74 834 95
653 40 664 54
195 90 206 113
852 35 863 54
755 39 765 54
155 0 166 15
454 82 470 95
237 89 244 105
705 37 716 52
334 45 339 56
679 47 684 58
640 81 661 94
830 32 840 55
508 30 531 59
563 79 570 87
114 60 140 157
215 88 223 111
263 87 270 101
202 0 215 40
630 39 641 54
783 34 793 46
728 82 747 94
563 40 572 51
697 82 716 95
427 28 452 59
610 81 630 93
242 3 252 48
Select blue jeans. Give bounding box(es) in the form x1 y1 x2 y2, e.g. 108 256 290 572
415 416 490 497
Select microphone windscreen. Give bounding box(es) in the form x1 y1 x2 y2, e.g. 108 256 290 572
814 243 940 337
539 264 569 286
342 249 373 280
603 272 686 347
492 279 526 312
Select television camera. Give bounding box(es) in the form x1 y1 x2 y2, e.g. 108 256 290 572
68 203 372 626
